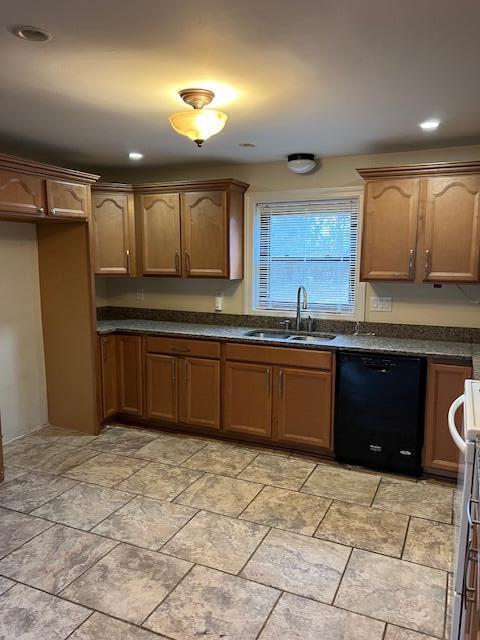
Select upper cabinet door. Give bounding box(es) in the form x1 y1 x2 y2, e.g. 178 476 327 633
0 170 45 216
360 178 420 281
46 180 89 218
141 193 181 276
423 175 480 282
92 192 132 275
182 190 228 277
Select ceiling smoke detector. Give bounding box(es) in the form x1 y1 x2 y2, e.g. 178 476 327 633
11 25 52 42
287 153 316 174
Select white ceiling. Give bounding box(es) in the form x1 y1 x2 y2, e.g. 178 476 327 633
1 0 479 170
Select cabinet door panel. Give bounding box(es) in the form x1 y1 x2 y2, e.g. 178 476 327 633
423 361 472 474
224 361 272 437
179 358 220 429
361 178 420 280
0 170 45 216
93 192 132 274
146 354 178 423
182 191 228 277
100 335 118 419
423 175 480 282
142 193 181 275
117 335 144 416
46 180 89 218
274 367 332 449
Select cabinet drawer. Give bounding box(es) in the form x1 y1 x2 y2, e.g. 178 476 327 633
145 336 220 359
225 343 332 370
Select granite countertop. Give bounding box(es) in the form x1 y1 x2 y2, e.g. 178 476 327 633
97 319 479 373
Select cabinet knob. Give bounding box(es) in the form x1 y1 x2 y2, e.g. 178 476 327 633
50 207 57 216
185 252 191 275
37 206 44 214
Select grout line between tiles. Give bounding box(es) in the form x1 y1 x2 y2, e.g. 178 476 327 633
253 588 283 639
64 610 95 639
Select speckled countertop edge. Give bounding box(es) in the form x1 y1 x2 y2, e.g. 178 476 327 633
97 319 479 375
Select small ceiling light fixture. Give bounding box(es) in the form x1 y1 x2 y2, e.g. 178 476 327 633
11 24 52 42
287 153 317 174
128 152 143 160
169 88 227 147
419 119 440 131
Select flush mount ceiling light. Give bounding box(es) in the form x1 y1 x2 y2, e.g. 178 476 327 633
11 25 52 42
128 151 143 160
419 119 440 131
169 88 227 147
287 153 317 174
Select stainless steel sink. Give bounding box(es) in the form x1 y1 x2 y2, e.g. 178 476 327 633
245 329 291 338
289 334 336 342
245 329 336 341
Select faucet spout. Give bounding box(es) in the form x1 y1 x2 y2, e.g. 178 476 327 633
295 286 308 331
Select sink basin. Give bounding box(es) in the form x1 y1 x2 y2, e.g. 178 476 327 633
245 329 291 339
289 334 336 342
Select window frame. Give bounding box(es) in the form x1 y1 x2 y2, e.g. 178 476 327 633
244 187 366 321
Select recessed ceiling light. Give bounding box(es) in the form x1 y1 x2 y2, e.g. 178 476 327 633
128 152 143 160
419 119 440 131
239 143 256 148
11 25 52 42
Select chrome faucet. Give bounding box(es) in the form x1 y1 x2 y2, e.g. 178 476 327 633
295 286 308 331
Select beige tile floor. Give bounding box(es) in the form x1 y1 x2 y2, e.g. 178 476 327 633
0 424 456 639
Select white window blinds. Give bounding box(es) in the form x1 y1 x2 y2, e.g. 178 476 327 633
253 196 360 315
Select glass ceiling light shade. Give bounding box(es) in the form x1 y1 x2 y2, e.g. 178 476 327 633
169 88 228 147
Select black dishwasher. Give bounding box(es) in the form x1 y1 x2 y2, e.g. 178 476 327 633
335 351 426 476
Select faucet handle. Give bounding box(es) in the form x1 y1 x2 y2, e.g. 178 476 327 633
280 319 290 331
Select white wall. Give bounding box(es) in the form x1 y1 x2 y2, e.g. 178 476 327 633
0 223 48 443
98 143 480 327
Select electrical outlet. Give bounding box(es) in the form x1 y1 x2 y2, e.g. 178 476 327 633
214 293 223 312
136 288 144 301
370 296 392 312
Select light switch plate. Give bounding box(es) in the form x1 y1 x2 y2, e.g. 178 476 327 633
370 296 392 312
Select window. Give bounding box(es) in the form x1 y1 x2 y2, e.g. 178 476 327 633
252 195 360 316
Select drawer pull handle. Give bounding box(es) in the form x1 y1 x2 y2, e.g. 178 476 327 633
408 248 415 277
170 346 191 353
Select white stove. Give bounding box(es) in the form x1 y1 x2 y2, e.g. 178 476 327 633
449 380 480 639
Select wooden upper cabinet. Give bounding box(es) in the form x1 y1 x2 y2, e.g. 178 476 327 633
360 178 420 281
141 193 181 276
0 170 46 216
181 190 228 277
146 354 178 423
224 361 273 438
46 180 89 219
92 188 134 275
134 179 248 279
117 335 144 416
423 360 472 475
179 357 221 430
358 162 480 283
274 367 332 450
423 175 480 282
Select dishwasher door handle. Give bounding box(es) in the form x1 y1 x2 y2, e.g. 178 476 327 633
366 365 390 373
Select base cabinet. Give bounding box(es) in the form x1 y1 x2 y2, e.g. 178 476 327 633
100 335 118 419
423 360 472 475
146 354 178 422
179 358 220 429
224 361 273 437
274 367 332 449
117 335 144 416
